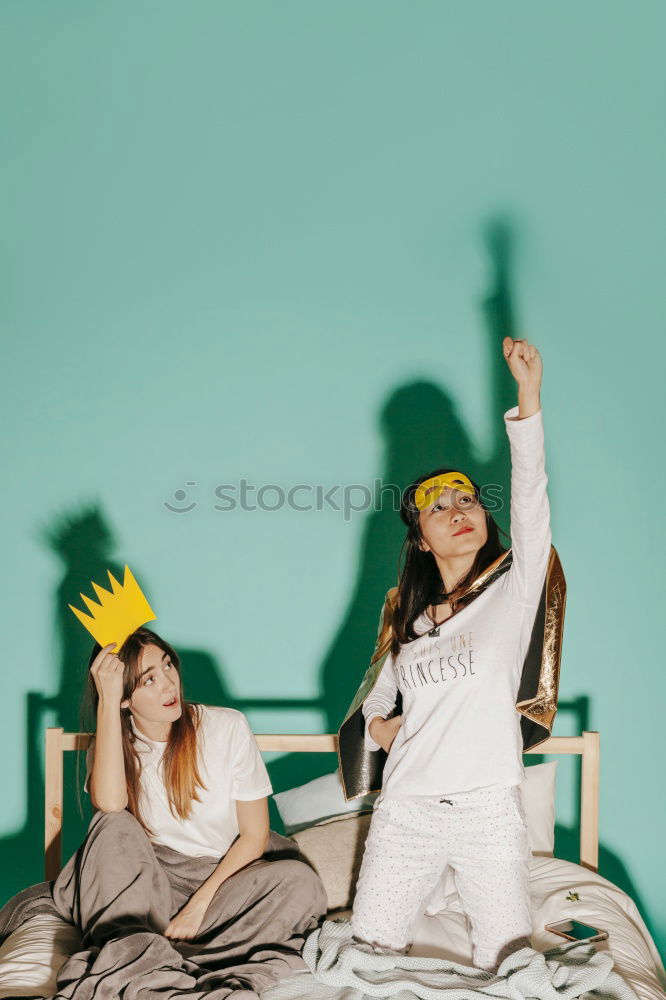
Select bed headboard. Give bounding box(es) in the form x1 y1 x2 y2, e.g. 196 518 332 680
44 730 600 881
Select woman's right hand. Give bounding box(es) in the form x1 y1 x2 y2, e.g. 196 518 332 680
368 714 403 753
90 643 125 706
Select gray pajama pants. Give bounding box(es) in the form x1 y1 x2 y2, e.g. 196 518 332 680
0 810 327 999
351 784 533 971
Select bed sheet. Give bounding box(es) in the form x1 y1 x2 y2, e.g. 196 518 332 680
1 856 663 999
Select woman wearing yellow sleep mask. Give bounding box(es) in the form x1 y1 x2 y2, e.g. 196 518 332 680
345 337 553 973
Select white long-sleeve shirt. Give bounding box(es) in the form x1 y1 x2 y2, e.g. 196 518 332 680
362 405 552 798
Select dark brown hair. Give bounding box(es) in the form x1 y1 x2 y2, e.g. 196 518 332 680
387 467 508 657
81 627 205 832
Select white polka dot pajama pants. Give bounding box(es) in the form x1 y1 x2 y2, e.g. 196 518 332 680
351 785 533 972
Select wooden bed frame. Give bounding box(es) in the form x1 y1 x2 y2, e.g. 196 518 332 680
44 729 600 881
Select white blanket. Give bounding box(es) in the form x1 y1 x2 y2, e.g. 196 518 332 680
265 918 639 1000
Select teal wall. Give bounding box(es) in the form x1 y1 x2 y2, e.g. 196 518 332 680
2 0 664 961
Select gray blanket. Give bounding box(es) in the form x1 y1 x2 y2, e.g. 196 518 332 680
261 918 639 1000
0 810 327 1000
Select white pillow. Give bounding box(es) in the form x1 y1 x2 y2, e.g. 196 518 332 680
275 762 556 850
273 769 378 835
0 912 81 997
522 760 558 856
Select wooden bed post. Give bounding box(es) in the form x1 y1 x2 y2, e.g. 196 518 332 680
43 730 601 878
580 730 600 872
45 727 64 881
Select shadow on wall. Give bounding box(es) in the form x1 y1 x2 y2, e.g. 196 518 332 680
0 219 656 950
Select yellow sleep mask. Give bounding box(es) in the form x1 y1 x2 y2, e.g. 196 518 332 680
414 472 476 512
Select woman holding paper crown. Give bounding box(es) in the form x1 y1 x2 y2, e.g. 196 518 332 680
0 568 326 1000
338 337 567 972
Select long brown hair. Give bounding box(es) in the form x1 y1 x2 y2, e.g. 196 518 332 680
81 627 206 832
387 467 509 657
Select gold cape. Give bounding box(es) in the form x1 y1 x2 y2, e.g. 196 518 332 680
337 544 566 801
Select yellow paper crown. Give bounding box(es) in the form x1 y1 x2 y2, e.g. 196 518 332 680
69 565 157 651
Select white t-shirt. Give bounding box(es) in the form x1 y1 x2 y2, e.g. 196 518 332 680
362 405 552 799
85 705 272 858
